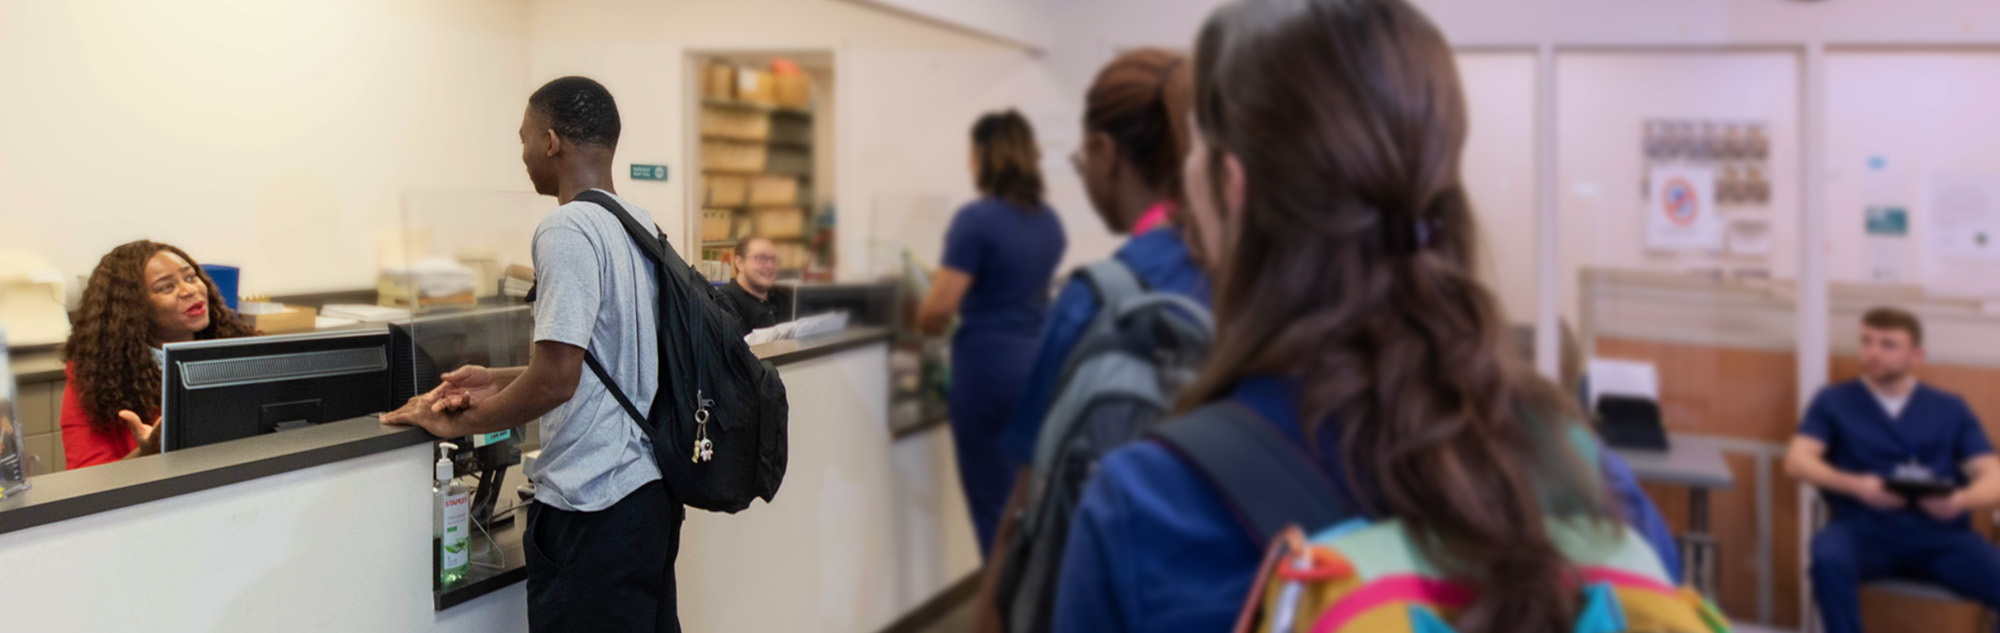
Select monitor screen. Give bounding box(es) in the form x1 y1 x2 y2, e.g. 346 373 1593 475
161 327 396 452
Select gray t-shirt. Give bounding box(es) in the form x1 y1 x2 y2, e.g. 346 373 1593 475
527 190 662 512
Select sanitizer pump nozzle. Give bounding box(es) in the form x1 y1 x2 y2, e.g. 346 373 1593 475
436 442 458 486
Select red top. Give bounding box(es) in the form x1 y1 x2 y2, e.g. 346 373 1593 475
60 363 138 469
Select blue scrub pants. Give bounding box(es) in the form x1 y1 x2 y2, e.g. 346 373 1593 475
947 332 1032 561
1812 516 2000 633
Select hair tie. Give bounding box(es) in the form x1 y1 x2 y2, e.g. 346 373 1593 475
1385 216 1438 256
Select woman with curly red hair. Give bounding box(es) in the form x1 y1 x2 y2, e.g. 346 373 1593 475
61 241 255 468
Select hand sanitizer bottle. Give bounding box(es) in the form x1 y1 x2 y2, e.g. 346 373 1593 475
435 442 471 585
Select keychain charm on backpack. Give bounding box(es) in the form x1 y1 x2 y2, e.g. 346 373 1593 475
692 390 716 463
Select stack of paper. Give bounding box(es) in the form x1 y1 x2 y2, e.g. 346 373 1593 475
502 264 535 300
379 256 478 309
1586 358 1660 408
793 311 849 339
742 311 850 345
321 304 412 323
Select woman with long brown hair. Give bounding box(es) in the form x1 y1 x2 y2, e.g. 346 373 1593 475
918 109 1067 557
61 240 254 468
1050 1 1672 631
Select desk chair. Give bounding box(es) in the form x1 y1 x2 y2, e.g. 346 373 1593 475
1799 483 1997 633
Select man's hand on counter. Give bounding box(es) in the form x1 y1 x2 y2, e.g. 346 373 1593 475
383 353 550 439
382 391 461 438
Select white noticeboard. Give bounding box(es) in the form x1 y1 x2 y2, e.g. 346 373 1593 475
1646 166 1722 252
1926 172 2000 261
1922 172 2000 296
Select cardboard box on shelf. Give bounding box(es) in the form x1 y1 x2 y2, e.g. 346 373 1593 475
748 175 799 206
776 242 809 269
701 141 767 173
239 302 318 334
756 207 807 238
704 175 749 206
699 106 769 140
736 69 776 105
701 209 736 242
773 74 812 110
703 62 735 100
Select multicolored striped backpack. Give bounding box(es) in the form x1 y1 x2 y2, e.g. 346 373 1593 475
1150 404 1731 633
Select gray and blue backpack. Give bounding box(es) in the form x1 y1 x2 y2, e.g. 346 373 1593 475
992 259 1213 633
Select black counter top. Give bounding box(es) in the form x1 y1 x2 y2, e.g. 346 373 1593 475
0 416 431 537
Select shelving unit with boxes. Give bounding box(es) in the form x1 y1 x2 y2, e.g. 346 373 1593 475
694 55 832 282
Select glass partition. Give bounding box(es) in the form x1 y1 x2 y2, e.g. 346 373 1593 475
395 189 542 539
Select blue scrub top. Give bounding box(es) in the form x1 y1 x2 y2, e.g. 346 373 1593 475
1799 380 1995 529
941 197 1067 343
1052 376 1684 633
1001 226 1210 463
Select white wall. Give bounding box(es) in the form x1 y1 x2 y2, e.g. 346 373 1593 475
1457 53 1541 323
1045 0 2000 51
1824 52 2000 288
1556 52 1802 324
1033 0 2000 308
0 0 533 296
524 0 1064 282
833 0 1057 51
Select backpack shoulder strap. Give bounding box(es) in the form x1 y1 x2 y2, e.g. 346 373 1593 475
571 190 668 264
570 189 701 421
1077 259 1144 310
1151 402 1353 545
584 350 649 426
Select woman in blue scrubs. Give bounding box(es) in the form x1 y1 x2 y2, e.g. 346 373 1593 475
918 110 1066 558
1052 2 1649 631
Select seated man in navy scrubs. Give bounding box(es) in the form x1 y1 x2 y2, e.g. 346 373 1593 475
1788 307 2000 633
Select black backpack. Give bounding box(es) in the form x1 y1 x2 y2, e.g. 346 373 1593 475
569 190 788 513
992 260 1213 633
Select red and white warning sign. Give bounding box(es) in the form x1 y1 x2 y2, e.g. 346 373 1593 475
1646 166 1722 251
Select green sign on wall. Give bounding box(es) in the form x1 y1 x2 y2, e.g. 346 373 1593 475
630 164 670 181
1865 206 1908 237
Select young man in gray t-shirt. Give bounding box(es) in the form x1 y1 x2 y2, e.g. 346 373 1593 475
384 76 681 633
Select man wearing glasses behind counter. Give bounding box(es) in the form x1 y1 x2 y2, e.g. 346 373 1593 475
719 235 795 335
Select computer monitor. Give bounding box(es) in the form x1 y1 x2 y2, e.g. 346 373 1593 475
161 327 396 452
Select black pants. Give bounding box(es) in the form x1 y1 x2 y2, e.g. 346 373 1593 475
526 480 684 633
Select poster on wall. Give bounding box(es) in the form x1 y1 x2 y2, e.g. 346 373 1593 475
1865 206 1908 282
1926 172 2000 261
1645 166 1722 252
1921 172 2000 296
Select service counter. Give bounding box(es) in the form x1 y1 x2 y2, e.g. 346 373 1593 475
0 327 979 632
